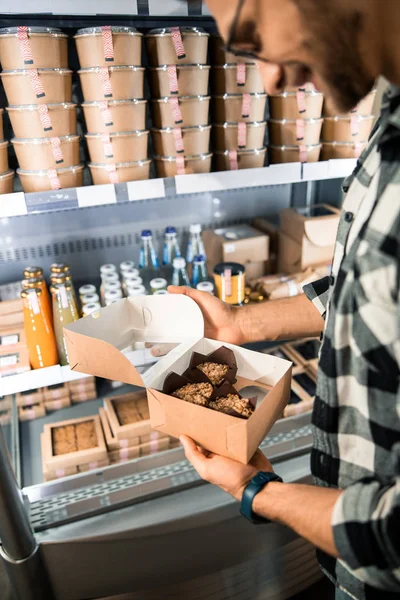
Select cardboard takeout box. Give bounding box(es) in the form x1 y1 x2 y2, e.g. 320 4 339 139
64 295 292 463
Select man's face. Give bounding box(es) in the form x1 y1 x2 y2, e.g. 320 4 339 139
206 0 376 112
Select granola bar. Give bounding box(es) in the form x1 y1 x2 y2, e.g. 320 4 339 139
196 361 229 386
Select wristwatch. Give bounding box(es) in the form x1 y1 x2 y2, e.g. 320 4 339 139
240 471 283 524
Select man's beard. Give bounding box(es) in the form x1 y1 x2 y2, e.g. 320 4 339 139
296 0 375 112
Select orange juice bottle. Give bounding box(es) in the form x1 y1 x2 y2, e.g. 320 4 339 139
21 288 58 369
21 276 52 324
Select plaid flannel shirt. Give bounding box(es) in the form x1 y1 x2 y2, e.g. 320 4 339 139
303 85 400 599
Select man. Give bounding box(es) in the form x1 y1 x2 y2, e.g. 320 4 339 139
165 1 400 598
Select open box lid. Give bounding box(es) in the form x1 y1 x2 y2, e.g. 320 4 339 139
280 204 340 248
64 295 204 388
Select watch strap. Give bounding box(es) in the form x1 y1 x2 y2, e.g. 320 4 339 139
240 472 283 524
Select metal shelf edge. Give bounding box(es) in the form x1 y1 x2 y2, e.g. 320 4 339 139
1 364 90 397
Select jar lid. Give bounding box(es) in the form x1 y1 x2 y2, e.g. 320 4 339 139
21 288 42 298
173 257 186 269
325 114 374 121
75 26 140 36
150 278 167 289
127 284 146 296
197 281 214 293
154 153 212 162
7 102 76 111
0 169 14 180
269 143 322 150
147 27 208 36
151 64 210 71
0 26 65 36
120 260 135 271
79 284 97 295
154 290 169 295
81 293 100 304
89 160 151 168
269 118 323 124
50 262 70 273
216 148 266 156
214 262 245 276
100 263 117 273
154 95 210 103
217 121 266 128
1 68 72 75
22 277 43 288
153 124 211 133
217 93 267 99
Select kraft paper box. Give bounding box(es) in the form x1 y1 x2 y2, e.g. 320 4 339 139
252 217 279 274
0 326 26 350
16 388 44 407
64 295 292 464
203 224 269 280
278 204 339 273
0 345 30 376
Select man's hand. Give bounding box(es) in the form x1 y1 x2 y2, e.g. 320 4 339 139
180 435 273 501
168 286 246 345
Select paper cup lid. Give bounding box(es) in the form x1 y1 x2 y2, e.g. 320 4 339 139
82 99 146 106
76 26 140 36
89 160 151 168
269 144 322 150
7 102 76 110
86 130 148 138
217 121 266 128
216 148 266 156
153 124 211 133
147 27 208 36
0 26 65 35
154 95 210 103
17 163 84 175
217 93 267 99
154 153 212 162
269 118 323 124
12 135 80 144
1 68 72 75
78 66 144 73
151 64 210 71
0 169 14 180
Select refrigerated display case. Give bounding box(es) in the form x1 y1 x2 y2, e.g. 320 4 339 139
0 3 353 599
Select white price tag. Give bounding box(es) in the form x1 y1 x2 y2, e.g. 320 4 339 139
59 285 69 309
0 334 19 346
77 184 116 208
0 353 18 367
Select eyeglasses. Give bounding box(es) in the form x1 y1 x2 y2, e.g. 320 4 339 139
223 0 270 63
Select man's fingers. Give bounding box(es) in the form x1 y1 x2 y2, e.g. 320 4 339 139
149 343 178 357
180 435 208 473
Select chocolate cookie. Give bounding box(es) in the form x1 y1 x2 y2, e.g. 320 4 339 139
196 361 229 386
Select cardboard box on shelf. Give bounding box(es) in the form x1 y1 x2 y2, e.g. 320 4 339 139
68 376 96 391
140 438 169 456
278 204 339 274
16 388 44 407
64 295 292 464
139 430 170 444
18 402 46 421
99 406 139 451
203 224 270 281
0 408 11 426
41 415 108 472
103 392 151 442
44 396 72 412
43 383 70 401
0 345 30 376
108 445 140 463
71 390 97 403
77 458 110 472
0 298 23 316
252 218 279 274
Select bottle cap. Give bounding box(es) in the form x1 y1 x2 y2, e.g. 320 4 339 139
124 275 143 286
81 293 100 304
50 263 70 274
123 269 140 280
79 284 96 296
154 290 169 295
127 284 146 296
120 260 135 272
103 281 122 292
101 272 119 283
165 226 177 234
173 257 186 269
22 277 43 288
82 302 101 316
50 273 71 284
23 266 43 279
100 264 117 274
197 281 214 293
104 289 123 301
141 229 152 238
193 254 206 263
150 278 167 290
189 223 201 234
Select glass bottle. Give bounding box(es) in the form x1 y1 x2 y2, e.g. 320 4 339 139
172 257 191 287
191 254 209 287
50 282 79 365
82 302 101 317
21 276 52 324
186 224 205 265
162 226 181 283
50 263 70 276
23 266 44 280
21 288 58 369
50 272 78 314
196 281 215 294
139 230 160 290
79 284 97 300
104 288 123 306
81 292 100 306
126 284 147 297
120 260 135 274
150 278 168 294
100 264 117 278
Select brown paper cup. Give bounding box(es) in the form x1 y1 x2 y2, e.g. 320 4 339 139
321 141 368 160
322 115 374 142
151 96 210 128
0 170 14 194
269 118 323 146
152 125 210 157
212 93 267 123
7 103 77 139
0 32 68 70
269 144 322 164
146 29 209 67
18 164 84 193
75 30 142 68
0 141 8 173
154 153 212 177
323 89 377 117
1 69 72 105
214 148 266 171
89 160 151 185
211 65 264 94
148 65 210 98
0 109 3 140
82 100 146 134
269 91 324 120
78 66 145 102
12 135 80 170
212 122 266 151
86 131 148 163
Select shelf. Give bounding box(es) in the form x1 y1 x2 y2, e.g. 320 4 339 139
0 0 206 16
1 364 90 396
0 159 356 219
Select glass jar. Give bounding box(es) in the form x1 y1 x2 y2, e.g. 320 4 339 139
196 281 215 294
150 277 168 294
213 262 245 305
82 302 101 316
21 288 58 369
